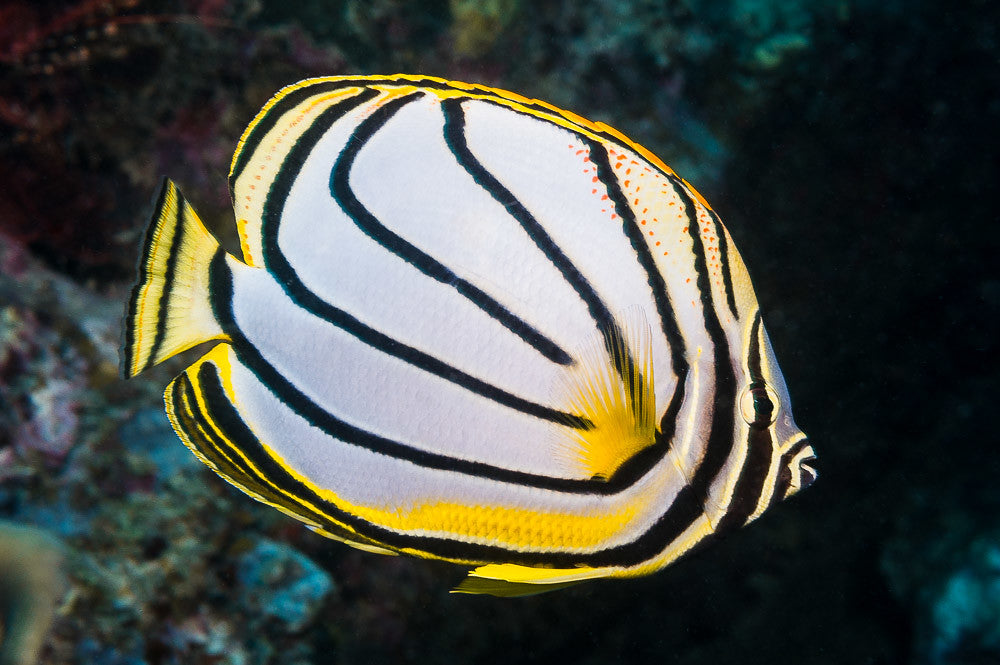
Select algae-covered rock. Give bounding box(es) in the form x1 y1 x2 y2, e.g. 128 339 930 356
237 537 335 633
885 523 1000 665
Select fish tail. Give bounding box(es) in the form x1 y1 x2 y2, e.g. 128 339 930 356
122 178 228 378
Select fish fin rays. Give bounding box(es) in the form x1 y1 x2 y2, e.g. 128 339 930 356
554 308 658 480
122 179 231 378
452 563 610 596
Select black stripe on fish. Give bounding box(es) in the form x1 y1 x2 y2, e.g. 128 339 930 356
771 437 813 507
442 98 618 342
222 79 749 566
716 314 775 533
208 251 672 495
194 357 716 568
444 97 661 422
124 178 171 375
263 76 682 184
706 208 739 320
172 371 317 524
668 177 739 517
332 93 572 366
255 93 584 425
229 84 375 200
145 185 186 373
586 137 690 422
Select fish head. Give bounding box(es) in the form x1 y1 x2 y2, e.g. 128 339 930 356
736 317 817 506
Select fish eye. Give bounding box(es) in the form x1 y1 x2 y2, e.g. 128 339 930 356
739 381 780 428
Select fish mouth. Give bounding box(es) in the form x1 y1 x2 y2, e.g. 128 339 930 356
797 450 818 490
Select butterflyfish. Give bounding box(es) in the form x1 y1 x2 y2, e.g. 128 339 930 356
122 74 817 596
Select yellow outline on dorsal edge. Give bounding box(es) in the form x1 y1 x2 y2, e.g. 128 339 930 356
228 74 716 212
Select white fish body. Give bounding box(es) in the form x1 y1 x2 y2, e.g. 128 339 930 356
123 75 816 596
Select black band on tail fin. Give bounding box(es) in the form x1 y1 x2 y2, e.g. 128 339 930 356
121 179 231 378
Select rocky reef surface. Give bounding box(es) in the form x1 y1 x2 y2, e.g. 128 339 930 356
0 1 996 663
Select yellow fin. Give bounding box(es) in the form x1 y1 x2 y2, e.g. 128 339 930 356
556 309 658 479
451 577 586 597
451 563 611 597
123 179 231 378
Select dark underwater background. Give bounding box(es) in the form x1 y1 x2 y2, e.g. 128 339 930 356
0 1 997 664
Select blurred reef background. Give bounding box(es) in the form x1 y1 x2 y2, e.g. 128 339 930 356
0 0 997 663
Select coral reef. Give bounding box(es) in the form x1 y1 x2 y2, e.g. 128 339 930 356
236 538 334 633
927 544 1000 665
883 486 1000 664
0 0 347 281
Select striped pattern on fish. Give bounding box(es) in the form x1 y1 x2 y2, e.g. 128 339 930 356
122 74 816 596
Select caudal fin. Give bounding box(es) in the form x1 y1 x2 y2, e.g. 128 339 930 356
122 179 227 378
